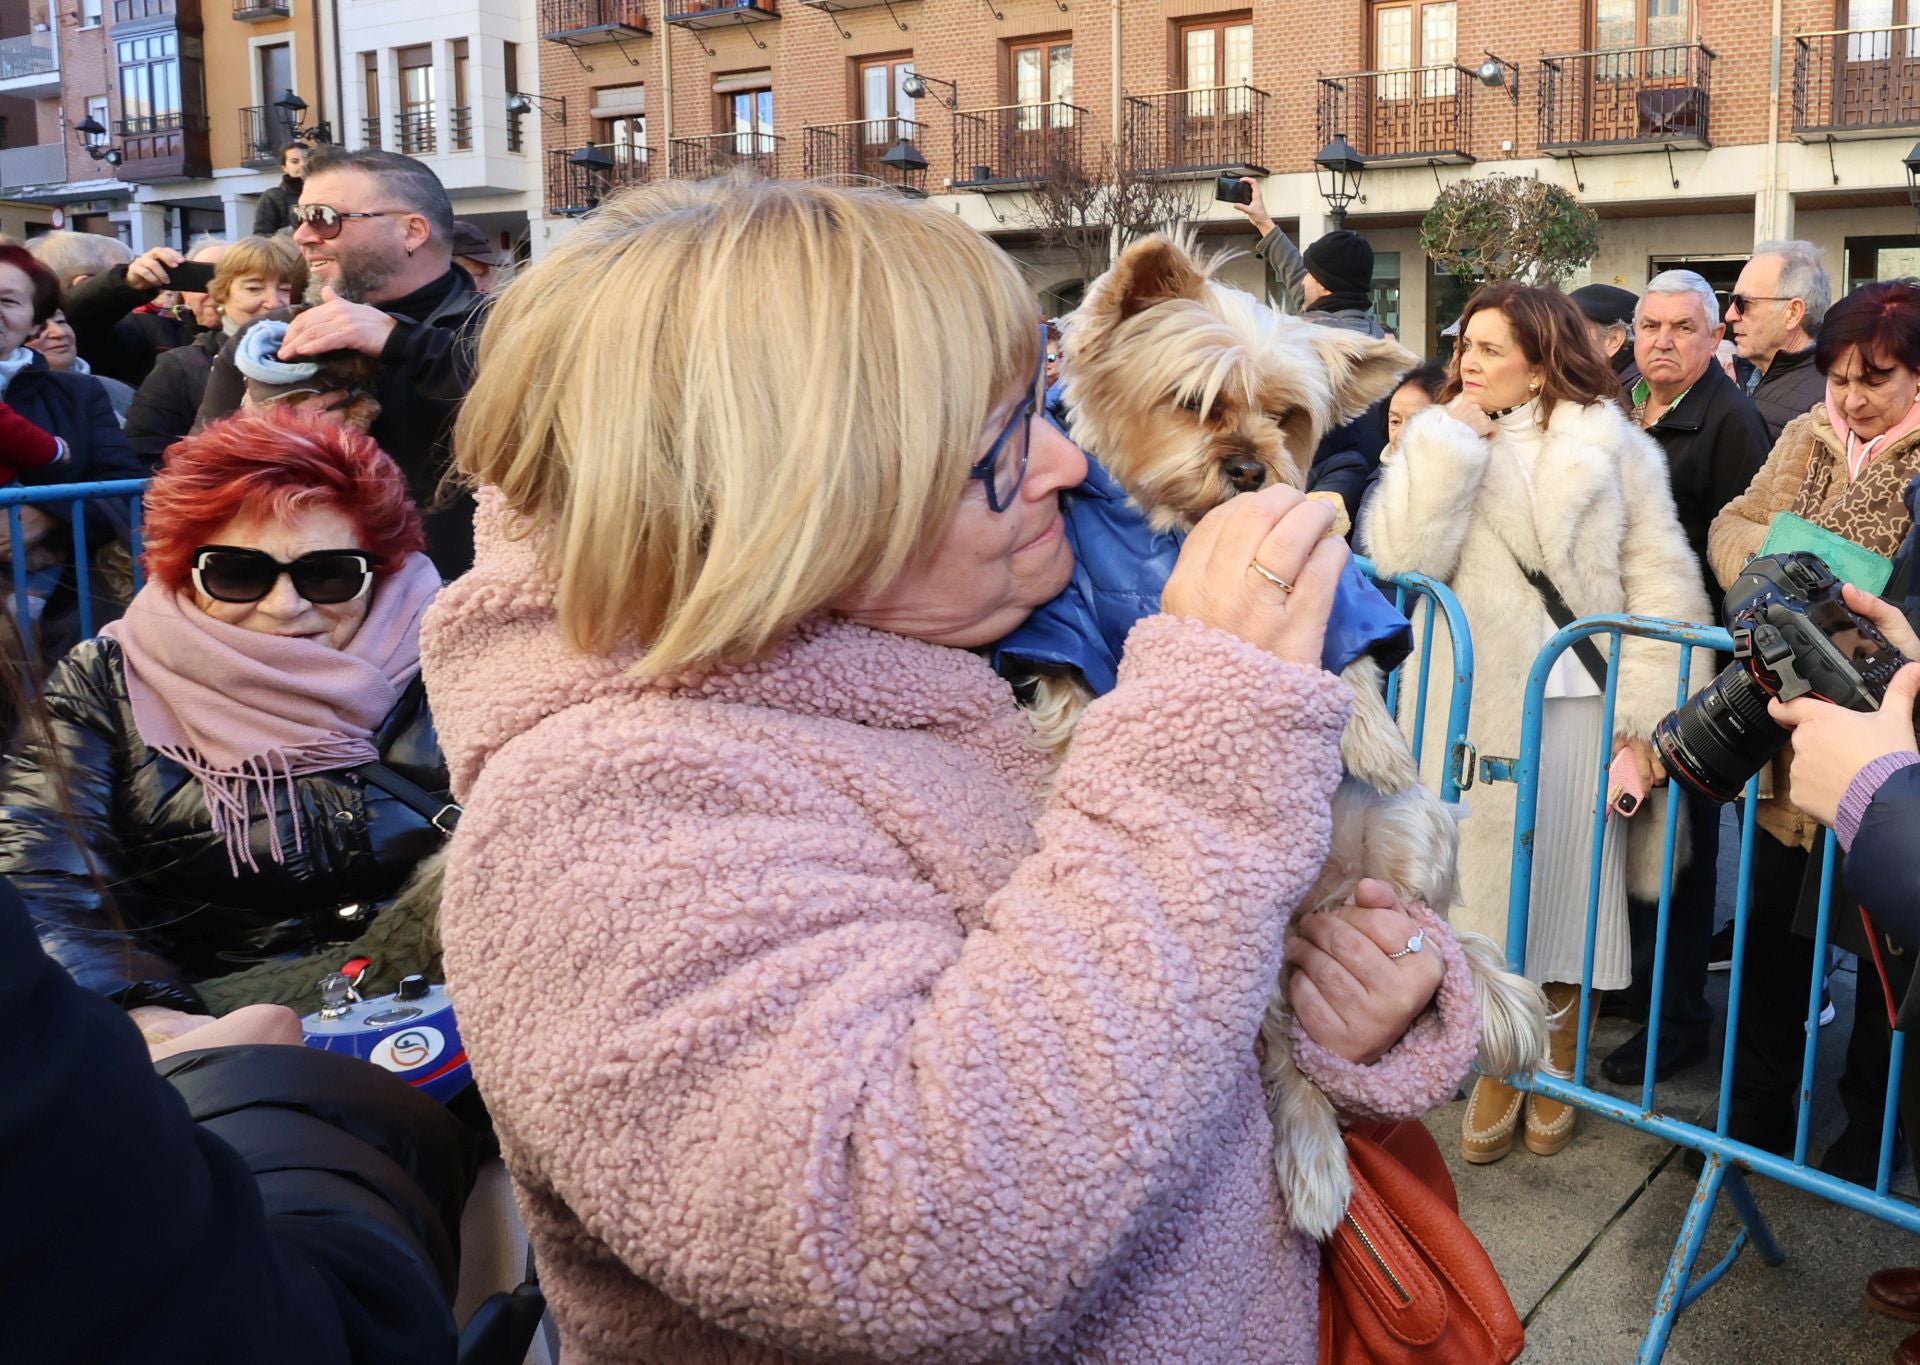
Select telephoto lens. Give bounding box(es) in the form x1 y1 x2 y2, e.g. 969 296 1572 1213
1653 662 1783 803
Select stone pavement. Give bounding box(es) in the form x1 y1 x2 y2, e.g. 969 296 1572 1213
1417 812 1917 1365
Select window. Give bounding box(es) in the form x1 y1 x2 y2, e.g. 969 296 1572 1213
1592 0 1689 77
257 43 292 109
85 96 111 149
857 55 914 144
79 0 103 27
396 44 435 154
505 43 522 151
722 87 772 154
1372 1 1455 94
452 39 471 148
1010 37 1072 129
595 84 646 166
1180 19 1252 116
1844 1 1920 59
117 32 182 131
361 51 380 148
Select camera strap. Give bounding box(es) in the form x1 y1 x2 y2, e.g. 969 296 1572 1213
357 763 462 837
1519 565 1611 691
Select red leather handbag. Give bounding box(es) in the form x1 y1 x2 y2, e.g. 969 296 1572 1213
1317 1121 1525 1365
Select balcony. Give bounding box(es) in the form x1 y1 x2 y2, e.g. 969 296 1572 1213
395 109 436 157
669 130 783 179
1316 65 1472 163
1537 42 1714 153
361 114 381 149
0 30 59 98
545 142 651 214
239 105 290 167
802 116 926 192
114 112 211 182
451 106 472 151
112 0 182 23
1122 85 1269 176
0 142 69 194
232 0 288 18
1793 25 1920 141
952 102 1086 188
663 0 777 31
541 0 649 44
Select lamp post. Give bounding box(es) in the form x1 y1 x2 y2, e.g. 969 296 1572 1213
900 72 959 109
72 115 123 168
569 142 615 214
1313 132 1366 231
1906 143 1920 233
274 90 332 145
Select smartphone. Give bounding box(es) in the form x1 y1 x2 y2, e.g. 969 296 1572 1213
166 260 217 293
1608 748 1648 818
1214 174 1253 205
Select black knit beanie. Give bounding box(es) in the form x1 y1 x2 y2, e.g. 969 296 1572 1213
1302 230 1375 296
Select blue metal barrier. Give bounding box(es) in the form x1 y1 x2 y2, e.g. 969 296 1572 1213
1358 556 1477 805
1497 613 1916 1364
2 479 149 664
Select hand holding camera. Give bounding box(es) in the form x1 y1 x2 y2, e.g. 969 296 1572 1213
1217 175 1274 236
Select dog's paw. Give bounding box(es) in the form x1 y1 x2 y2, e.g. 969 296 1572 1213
1278 1144 1353 1241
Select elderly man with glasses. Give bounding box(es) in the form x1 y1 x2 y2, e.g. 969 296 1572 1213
1726 240 1832 443
194 145 483 575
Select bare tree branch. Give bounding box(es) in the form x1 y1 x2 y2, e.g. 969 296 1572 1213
1016 144 1204 290
1418 174 1600 286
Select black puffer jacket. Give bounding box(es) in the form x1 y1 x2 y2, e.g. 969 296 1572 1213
0 635 453 1014
124 326 226 465
1746 343 1827 444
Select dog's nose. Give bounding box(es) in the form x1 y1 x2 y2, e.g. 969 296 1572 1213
1224 456 1267 491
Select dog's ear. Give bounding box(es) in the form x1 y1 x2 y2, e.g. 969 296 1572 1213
1105 235 1207 321
1306 330 1418 424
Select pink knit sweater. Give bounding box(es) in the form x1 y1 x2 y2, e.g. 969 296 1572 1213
421 497 1481 1365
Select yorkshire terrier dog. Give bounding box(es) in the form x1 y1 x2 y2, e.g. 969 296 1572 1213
1038 234 1550 1239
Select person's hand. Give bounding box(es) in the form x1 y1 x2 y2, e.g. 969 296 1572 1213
277 286 396 359
1161 484 1347 669
1768 663 1920 827
1444 394 1497 439
146 1003 304 1062
1843 581 1920 661
125 245 185 292
1608 735 1666 810
1228 177 1275 236
1285 880 1446 1065
127 1003 215 1043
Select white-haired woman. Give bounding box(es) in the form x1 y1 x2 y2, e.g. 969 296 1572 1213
421 179 1482 1365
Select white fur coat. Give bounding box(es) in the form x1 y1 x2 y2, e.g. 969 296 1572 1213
1359 399 1714 946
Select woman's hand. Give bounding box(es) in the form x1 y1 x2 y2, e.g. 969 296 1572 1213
146 1003 303 1062
1609 735 1666 810
125 245 185 293
1769 663 1920 827
1444 395 1498 439
1160 484 1347 669
1285 880 1446 1065
1843 582 1920 661
127 1003 215 1043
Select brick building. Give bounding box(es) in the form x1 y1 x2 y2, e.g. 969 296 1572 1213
526 0 1920 354
0 0 127 240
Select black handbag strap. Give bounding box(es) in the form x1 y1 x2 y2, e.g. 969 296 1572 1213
358 762 461 836
1520 564 1611 691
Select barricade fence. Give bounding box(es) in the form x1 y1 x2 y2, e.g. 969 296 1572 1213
1497 613 1915 1365
2 478 150 668
1359 555 1478 806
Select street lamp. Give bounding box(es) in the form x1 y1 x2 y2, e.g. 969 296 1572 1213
1313 132 1366 231
273 90 332 145
900 72 959 109
1476 51 1519 102
72 114 123 167
569 141 615 214
1905 143 1920 232
507 91 567 122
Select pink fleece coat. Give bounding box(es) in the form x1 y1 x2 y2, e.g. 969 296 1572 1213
422 496 1481 1365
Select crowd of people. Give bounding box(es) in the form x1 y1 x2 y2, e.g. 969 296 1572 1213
4 156 1920 1365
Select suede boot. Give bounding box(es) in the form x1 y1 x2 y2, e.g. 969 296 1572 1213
1462 1073 1525 1164
1526 981 1584 1156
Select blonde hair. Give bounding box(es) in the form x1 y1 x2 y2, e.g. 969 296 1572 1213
455 177 1040 669
209 234 308 308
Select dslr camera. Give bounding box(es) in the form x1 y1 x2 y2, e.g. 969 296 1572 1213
1653 552 1913 803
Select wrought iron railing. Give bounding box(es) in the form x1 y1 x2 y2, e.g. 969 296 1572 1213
540 0 649 33
669 130 783 180
1317 65 1471 159
361 115 381 150
545 142 651 214
1538 41 1714 148
1793 25 1920 136
239 105 286 166
114 111 203 136
395 109 436 156
801 116 925 190
232 0 290 17
665 0 776 18
1122 85 1268 174
451 106 472 151
0 31 57 81
952 101 1086 186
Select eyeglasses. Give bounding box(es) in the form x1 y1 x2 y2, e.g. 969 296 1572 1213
290 204 412 240
970 323 1051 514
1727 293 1792 315
190 545 376 606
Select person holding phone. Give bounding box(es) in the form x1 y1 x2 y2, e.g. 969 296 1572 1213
60 235 228 387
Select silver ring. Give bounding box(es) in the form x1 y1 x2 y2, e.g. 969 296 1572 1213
1385 930 1426 960
1250 562 1294 593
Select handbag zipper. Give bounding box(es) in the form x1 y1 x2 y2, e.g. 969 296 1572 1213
1343 1210 1411 1305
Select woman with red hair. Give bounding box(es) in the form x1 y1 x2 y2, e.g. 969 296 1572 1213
0 406 450 1042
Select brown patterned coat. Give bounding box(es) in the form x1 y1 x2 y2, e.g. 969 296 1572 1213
1708 406 1920 848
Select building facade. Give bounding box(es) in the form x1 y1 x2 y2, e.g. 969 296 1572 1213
527 0 1920 353
0 0 128 239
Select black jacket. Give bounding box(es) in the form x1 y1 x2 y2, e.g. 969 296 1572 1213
65 263 198 388
197 267 484 574
1308 400 1389 534
1641 359 1772 620
253 175 302 235
124 326 226 465
6 353 145 544
0 635 453 1014
0 873 475 1365
1746 343 1827 445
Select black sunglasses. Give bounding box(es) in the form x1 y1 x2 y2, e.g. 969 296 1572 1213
970 323 1052 514
191 545 376 606
290 204 412 241
1726 292 1792 316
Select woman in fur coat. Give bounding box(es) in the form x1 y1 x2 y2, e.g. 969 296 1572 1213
1362 282 1712 1165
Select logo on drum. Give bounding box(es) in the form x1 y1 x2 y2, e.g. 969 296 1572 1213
371 1025 446 1074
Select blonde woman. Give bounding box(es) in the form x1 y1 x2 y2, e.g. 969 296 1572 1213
421 179 1482 1364
124 234 307 463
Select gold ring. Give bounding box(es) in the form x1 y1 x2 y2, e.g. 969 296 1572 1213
1250 562 1294 593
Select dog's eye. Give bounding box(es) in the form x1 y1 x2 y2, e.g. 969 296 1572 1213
1267 408 1294 426
1177 393 1205 414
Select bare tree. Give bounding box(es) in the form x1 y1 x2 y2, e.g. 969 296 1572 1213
1017 145 1206 294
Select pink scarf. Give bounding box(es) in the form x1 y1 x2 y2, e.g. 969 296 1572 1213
1827 390 1920 481
100 553 444 873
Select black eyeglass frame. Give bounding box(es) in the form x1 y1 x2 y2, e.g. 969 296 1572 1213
190 544 377 606
290 204 414 240
1726 293 1794 316
970 323 1056 515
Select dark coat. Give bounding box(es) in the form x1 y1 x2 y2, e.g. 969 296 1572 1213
1746 344 1827 445
253 175 302 235
1641 358 1772 621
197 267 484 574
1308 399 1389 532
5 352 146 543
0 635 454 1015
65 263 197 388
0 873 475 1365
124 326 226 465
